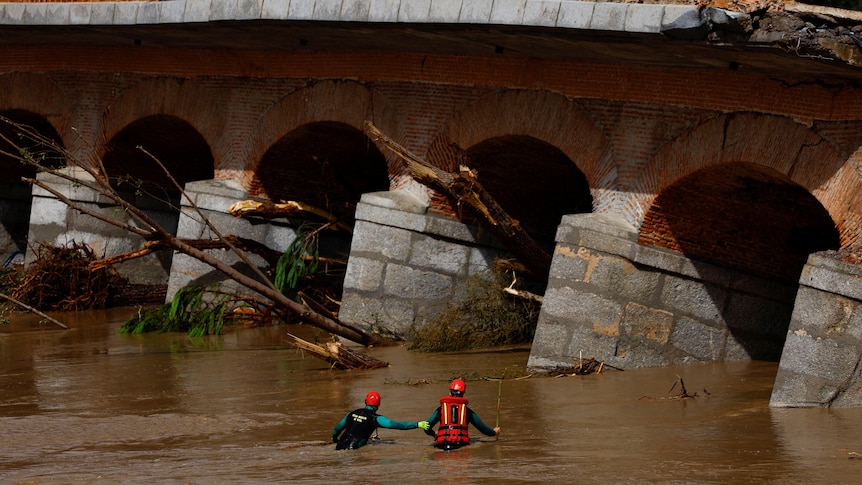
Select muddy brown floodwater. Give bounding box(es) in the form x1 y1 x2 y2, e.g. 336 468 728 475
2 307 862 484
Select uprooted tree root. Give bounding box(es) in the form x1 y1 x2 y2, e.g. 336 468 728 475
8 242 127 312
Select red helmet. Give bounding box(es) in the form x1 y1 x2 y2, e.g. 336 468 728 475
365 391 381 407
449 379 466 394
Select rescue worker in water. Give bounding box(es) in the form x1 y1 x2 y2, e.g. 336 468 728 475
424 379 501 450
331 391 430 450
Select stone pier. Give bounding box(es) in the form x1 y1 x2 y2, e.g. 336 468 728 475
165 179 310 301
527 213 798 370
770 253 862 408
27 167 176 286
338 191 510 336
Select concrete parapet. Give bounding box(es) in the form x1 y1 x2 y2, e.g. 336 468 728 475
0 0 700 38
339 190 508 336
770 252 862 408
528 213 796 371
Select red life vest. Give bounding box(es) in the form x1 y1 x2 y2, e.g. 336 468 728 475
435 396 470 446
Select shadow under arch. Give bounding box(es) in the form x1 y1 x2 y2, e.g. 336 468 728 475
251 121 390 227
102 115 214 286
250 121 390 302
465 135 592 250
424 90 608 288
640 162 840 360
103 114 215 219
0 110 65 261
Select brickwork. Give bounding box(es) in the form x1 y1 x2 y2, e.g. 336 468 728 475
1 36 862 348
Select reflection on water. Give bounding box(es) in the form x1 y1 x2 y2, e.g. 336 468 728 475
2 308 862 483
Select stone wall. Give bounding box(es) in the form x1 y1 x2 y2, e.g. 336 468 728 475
770 253 862 408
338 191 509 336
527 213 798 370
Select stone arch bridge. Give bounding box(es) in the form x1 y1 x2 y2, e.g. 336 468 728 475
2 0 862 406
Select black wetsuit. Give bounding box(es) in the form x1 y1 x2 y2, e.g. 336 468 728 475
332 405 418 450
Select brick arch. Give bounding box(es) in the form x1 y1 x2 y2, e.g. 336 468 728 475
0 109 65 169
251 121 390 224
426 89 613 194
245 80 394 187
103 114 214 199
101 78 226 170
641 162 840 282
635 112 862 251
422 90 609 240
0 72 71 146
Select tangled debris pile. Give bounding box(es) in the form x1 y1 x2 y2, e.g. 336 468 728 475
7 242 126 312
664 1 862 69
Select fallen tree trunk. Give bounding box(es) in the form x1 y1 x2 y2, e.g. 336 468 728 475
28 170 387 345
364 121 553 279
1 116 391 347
784 2 862 23
89 236 346 272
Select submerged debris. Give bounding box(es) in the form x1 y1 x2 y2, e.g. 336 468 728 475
285 333 389 370
119 284 289 336
640 375 707 400
838 449 862 459
408 268 541 352
542 356 624 377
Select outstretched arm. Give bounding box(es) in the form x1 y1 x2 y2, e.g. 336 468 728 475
426 408 441 427
376 415 419 430
468 408 499 437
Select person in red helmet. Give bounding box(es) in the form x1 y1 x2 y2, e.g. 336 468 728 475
424 379 500 450
331 391 430 450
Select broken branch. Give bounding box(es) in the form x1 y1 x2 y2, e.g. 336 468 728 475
0 292 68 329
229 199 353 233
364 121 552 279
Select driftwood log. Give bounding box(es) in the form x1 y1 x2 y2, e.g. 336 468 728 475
364 121 552 280
285 333 389 369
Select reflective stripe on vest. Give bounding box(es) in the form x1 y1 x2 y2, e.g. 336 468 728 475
435 396 470 445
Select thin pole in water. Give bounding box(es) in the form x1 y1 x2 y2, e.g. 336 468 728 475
496 379 502 428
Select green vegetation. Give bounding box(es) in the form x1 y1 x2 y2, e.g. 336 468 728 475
274 229 319 293
408 269 541 352
119 230 322 336
119 286 228 337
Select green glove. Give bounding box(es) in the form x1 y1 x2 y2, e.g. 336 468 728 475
418 421 430 430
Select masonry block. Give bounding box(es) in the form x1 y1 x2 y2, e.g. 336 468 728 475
523 0 559 27
556 0 592 29
671 316 724 361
